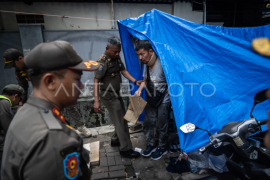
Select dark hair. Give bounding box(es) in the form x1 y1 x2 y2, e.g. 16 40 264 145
29 69 67 88
135 40 153 51
107 37 121 47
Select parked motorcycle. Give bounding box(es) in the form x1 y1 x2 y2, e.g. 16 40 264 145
180 89 270 180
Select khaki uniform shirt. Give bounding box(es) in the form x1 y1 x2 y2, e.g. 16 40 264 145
1 96 90 180
94 52 126 92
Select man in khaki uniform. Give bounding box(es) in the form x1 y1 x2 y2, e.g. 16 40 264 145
93 37 140 158
1 41 100 180
0 84 24 176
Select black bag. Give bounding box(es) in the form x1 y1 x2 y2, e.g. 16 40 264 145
146 66 168 107
165 157 190 174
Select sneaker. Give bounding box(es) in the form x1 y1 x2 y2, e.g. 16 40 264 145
169 142 178 153
142 144 157 157
151 147 167 160
77 125 92 137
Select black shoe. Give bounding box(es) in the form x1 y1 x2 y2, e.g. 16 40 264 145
120 149 140 158
111 141 120 147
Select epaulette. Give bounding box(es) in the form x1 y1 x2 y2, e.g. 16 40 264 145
39 109 63 130
100 54 107 61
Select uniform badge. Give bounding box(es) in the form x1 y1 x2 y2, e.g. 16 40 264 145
63 152 80 179
111 73 115 77
98 65 103 71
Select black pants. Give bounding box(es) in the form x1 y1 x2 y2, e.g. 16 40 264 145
143 102 171 149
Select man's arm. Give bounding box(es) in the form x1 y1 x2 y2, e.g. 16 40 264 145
93 78 101 113
121 70 136 84
134 78 147 96
16 71 29 105
121 70 143 86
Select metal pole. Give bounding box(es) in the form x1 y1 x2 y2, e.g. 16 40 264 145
203 0 206 24
111 0 115 29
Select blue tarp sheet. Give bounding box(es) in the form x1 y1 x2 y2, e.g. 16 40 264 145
118 9 270 153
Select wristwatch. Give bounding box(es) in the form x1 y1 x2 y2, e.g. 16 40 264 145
134 80 137 84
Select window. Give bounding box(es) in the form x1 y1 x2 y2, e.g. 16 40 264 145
16 14 44 24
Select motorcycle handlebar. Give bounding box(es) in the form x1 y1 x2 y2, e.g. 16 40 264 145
199 142 213 153
258 119 268 125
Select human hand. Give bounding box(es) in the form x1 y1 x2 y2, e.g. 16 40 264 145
94 101 101 113
134 90 141 96
136 80 144 86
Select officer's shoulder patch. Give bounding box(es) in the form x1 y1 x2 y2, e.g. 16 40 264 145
101 54 107 61
52 108 66 123
98 65 103 71
63 152 80 179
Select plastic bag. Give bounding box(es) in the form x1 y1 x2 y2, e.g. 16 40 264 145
188 150 209 174
208 153 229 173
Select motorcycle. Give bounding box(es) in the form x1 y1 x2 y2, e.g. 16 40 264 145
180 89 270 180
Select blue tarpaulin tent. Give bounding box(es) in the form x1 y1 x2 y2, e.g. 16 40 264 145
118 9 270 153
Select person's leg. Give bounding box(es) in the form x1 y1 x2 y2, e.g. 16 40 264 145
151 102 171 160
142 103 158 157
100 94 132 151
157 102 171 149
65 105 92 137
110 130 120 147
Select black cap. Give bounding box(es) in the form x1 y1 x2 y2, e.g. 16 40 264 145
2 84 24 95
252 38 270 57
25 41 100 73
3 49 23 69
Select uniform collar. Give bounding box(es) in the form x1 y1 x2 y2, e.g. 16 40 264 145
26 95 56 110
104 51 117 61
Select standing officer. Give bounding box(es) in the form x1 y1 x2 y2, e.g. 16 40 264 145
1 41 100 180
3 48 92 137
3 49 28 107
93 37 140 158
0 84 24 174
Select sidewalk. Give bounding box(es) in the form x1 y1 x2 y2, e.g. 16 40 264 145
81 126 237 180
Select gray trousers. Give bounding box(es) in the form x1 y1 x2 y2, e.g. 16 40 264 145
100 91 132 151
65 105 84 127
143 102 171 149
